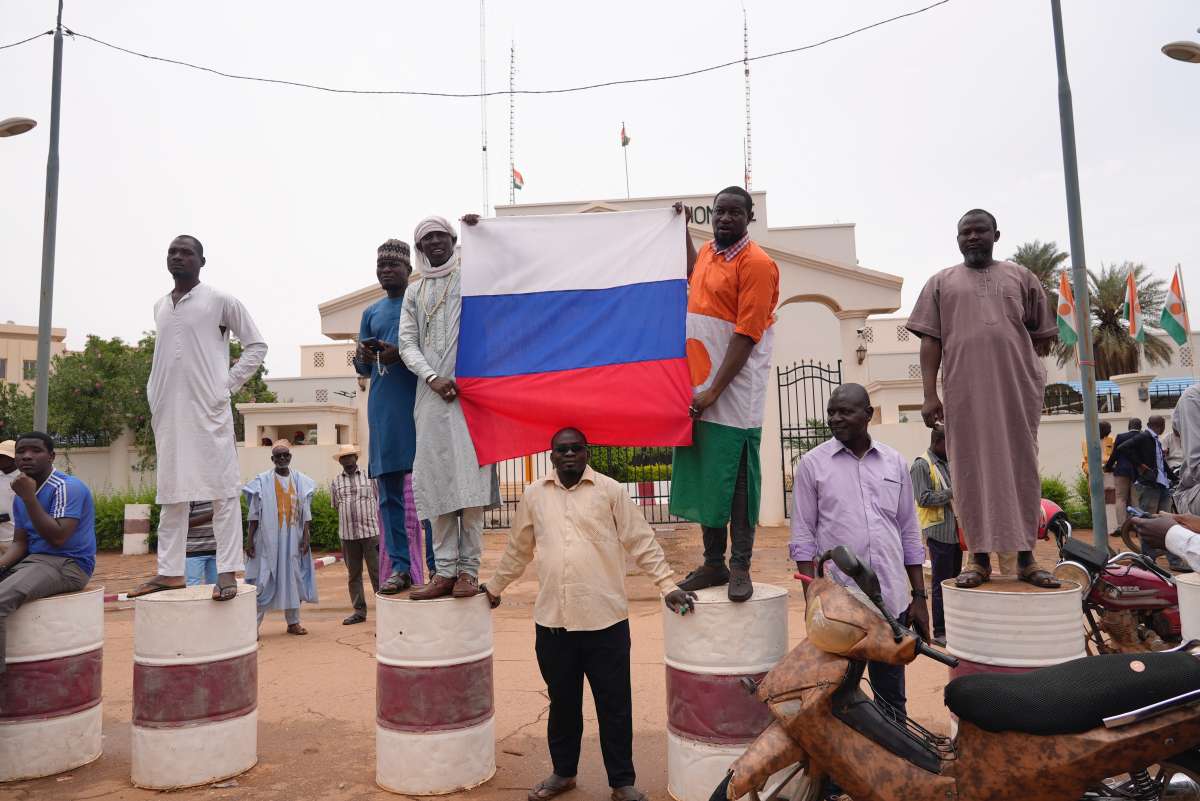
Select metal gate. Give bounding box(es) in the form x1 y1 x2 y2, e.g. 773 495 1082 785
485 446 682 529
777 360 842 518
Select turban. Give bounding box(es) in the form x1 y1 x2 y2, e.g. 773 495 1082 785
377 239 410 260
413 216 458 247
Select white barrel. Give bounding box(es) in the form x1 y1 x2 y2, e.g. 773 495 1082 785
1177 573 1200 643
943 577 1085 667
0 586 104 782
376 593 495 795
131 585 258 789
664 584 788 801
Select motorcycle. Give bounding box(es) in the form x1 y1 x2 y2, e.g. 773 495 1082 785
713 546 1200 801
1046 499 1181 653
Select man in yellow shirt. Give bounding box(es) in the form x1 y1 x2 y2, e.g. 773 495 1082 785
483 428 694 801
1082 420 1114 476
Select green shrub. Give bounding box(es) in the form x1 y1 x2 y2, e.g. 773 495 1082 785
590 447 633 482
1072 471 1092 507
1040 475 1071 509
309 489 340 552
626 464 671 482
92 488 159 551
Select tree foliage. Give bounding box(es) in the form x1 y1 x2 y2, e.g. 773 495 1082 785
1011 240 1068 301
1 333 275 465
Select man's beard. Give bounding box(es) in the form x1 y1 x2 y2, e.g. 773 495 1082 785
714 231 742 250
963 247 993 268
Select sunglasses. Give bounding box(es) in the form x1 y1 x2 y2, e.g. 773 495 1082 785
272 453 292 461
553 444 587 455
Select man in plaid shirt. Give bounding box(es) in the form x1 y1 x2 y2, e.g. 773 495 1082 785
330 444 382 625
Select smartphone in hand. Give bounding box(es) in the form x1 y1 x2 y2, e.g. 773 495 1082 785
1126 505 1151 519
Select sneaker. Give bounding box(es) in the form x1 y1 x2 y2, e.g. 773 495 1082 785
677 564 730 592
410 574 456 601
453 572 482 598
727 568 753 602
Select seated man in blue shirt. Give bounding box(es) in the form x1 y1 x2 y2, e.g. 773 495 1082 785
0 432 97 673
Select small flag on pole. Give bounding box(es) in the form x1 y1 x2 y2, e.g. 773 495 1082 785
1161 265 1189 346
620 123 630 147
1056 270 1078 348
1123 268 1145 343
512 167 524 191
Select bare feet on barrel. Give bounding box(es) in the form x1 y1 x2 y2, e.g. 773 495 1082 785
528 774 576 801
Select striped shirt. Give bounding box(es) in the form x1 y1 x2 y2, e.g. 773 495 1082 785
330 470 381 541
910 452 957 544
186 500 217 555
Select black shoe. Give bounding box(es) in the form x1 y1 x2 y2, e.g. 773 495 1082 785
677 564 730 592
379 572 412 595
727 568 753 602
343 613 367 625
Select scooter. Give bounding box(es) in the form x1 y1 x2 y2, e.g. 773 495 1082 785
1047 499 1181 653
713 546 1200 801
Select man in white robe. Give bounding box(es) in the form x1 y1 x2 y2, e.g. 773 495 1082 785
131 234 267 601
400 215 498 601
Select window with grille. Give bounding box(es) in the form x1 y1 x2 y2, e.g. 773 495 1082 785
345 350 355 366
313 351 326 368
908 364 921 378
1182 347 1193 368
861 327 874 343
23 360 36 380
0 359 6 380
315 389 328 403
896 326 910 342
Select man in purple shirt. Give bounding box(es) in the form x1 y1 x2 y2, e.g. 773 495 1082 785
790 384 929 714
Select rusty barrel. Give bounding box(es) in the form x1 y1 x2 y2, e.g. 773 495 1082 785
0 586 104 782
664 584 789 801
376 593 495 795
131 584 258 789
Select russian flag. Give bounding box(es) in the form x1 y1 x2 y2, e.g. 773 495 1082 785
456 207 694 464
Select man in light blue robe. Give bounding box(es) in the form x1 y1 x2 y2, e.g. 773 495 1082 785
244 442 318 634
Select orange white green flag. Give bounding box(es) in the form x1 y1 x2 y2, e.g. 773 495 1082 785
1161 265 1189 346
1056 270 1078 348
1123 269 1144 344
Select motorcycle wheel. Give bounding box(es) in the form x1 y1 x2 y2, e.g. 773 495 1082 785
1084 757 1200 800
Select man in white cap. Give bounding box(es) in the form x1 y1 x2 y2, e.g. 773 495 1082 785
131 234 267 601
0 440 17 558
400 215 499 600
330 444 382 624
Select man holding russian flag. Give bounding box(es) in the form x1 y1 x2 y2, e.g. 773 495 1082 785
670 187 780 603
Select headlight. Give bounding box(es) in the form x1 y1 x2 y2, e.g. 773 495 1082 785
806 595 868 655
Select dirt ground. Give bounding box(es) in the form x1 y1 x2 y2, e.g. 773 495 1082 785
6 526 1068 801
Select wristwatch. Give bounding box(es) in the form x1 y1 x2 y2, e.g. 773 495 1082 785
426 374 438 385
911 589 928 600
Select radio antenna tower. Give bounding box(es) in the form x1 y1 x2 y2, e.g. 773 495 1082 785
508 41 517 206
479 0 490 215
742 2 752 191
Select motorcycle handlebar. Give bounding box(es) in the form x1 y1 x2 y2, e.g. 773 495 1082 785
917 640 959 668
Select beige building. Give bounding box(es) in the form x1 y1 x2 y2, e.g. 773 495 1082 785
0 322 67 390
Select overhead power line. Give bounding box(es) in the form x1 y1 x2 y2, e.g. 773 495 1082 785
44 1 950 98
0 30 52 51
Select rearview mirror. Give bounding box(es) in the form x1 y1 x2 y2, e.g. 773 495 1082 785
831 546 862 577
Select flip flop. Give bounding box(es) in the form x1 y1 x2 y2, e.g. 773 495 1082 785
1019 564 1062 588
127 579 184 598
528 776 576 801
212 576 238 602
286 624 308 635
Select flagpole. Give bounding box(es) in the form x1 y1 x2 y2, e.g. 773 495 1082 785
1051 0 1107 549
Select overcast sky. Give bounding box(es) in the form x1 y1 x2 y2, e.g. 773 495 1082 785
2 1 1197 377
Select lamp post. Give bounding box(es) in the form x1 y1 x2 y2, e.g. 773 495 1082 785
34 0 65 432
1162 32 1200 63
1050 0 1108 549
0 117 37 137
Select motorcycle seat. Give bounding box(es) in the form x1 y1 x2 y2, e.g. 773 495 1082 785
945 652 1200 735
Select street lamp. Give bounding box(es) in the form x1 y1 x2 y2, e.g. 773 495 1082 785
0 117 37 137
1163 32 1200 63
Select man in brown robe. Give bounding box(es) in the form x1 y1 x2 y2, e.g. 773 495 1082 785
907 209 1060 588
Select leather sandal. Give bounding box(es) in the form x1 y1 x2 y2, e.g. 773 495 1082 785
955 560 991 588
1019 563 1062 588
528 774 576 801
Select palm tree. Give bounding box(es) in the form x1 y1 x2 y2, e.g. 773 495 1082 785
1049 262 1170 379
1012 240 1068 301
